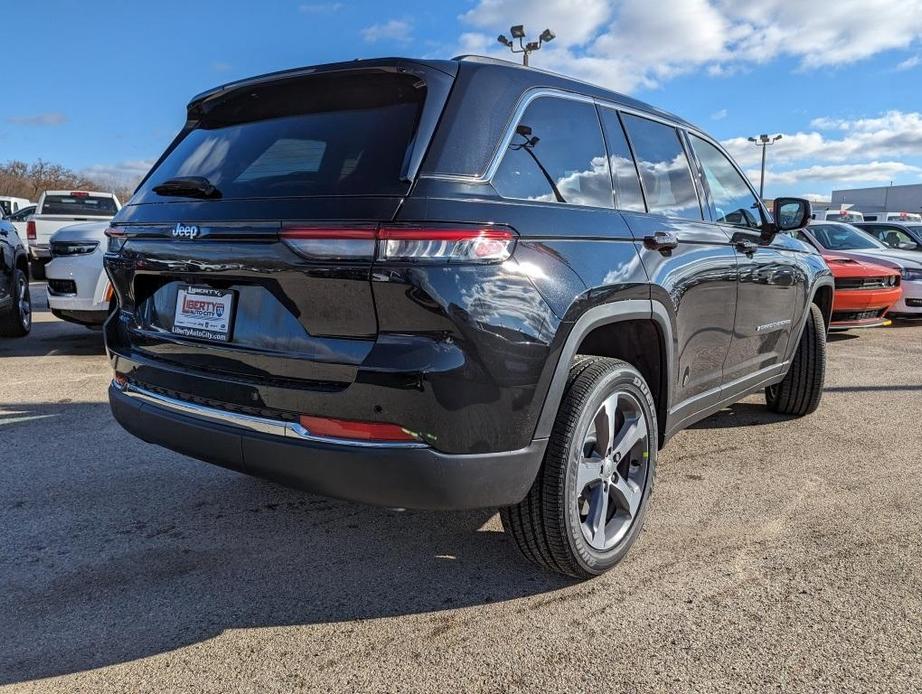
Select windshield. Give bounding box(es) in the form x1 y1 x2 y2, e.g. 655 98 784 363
907 225 922 235
826 212 863 223
886 214 922 222
41 195 118 216
138 72 425 201
809 223 883 251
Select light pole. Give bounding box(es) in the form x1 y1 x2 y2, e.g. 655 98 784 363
748 133 783 199
497 25 555 66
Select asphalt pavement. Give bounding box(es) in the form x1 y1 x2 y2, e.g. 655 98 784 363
1 285 920 692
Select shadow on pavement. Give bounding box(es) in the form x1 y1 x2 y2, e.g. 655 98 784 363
688 401 792 430
0 316 106 358
0 401 572 685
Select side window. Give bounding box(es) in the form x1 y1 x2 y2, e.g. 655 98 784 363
492 97 613 209
689 135 764 229
878 226 919 249
598 109 645 212
621 114 702 220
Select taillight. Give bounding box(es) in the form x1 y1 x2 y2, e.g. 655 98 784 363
280 225 377 260
26 220 36 240
279 224 516 264
298 415 419 443
378 227 515 263
104 226 126 253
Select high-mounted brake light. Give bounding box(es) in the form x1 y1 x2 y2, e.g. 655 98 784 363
298 415 419 443
26 220 36 241
279 224 516 263
70 191 89 198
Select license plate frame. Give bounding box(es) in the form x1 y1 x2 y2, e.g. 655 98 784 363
171 285 237 343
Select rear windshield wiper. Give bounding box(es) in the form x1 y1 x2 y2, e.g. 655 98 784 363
152 176 222 199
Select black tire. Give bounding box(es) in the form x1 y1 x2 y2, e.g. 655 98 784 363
0 268 32 337
765 302 826 416
30 260 45 281
501 356 657 579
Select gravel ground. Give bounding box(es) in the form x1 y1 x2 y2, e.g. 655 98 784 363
1 285 921 693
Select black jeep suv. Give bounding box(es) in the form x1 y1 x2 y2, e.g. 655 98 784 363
105 57 832 578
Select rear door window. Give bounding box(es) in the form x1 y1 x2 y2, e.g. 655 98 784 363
598 109 646 212
689 135 763 228
137 72 426 200
41 195 118 216
621 114 702 220
492 97 613 208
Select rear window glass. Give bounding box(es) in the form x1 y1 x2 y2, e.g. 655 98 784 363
41 195 118 216
138 73 425 200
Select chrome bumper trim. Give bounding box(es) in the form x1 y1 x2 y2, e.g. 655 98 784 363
114 381 428 449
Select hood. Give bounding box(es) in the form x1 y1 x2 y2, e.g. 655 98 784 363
823 253 899 279
49 221 109 243
830 248 922 272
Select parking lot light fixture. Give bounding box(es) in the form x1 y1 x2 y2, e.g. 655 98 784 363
497 25 556 66
749 133 783 199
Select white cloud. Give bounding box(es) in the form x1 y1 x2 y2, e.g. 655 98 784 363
361 19 412 44
723 111 922 167
755 161 922 187
458 0 922 92
897 54 921 70
81 159 156 185
711 109 728 120
299 3 343 12
6 113 67 126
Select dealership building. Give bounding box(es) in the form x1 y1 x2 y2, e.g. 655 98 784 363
830 183 922 216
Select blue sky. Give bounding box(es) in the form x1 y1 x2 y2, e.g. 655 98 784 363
2 0 922 200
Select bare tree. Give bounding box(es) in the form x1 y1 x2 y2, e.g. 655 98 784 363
0 159 141 203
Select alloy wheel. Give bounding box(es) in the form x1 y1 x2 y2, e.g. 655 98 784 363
575 390 650 551
18 276 31 331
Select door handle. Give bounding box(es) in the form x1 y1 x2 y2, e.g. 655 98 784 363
735 239 759 255
644 230 679 254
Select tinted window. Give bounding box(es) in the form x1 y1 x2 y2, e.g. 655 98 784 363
41 195 118 216
9 206 35 221
621 114 701 220
0 201 11 216
870 225 919 250
690 135 763 228
599 109 645 212
808 224 882 251
492 97 613 208
138 73 425 200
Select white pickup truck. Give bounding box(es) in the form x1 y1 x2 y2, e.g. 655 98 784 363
27 190 120 279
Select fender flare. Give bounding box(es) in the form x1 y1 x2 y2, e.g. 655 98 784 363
533 299 675 440
785 275 835 363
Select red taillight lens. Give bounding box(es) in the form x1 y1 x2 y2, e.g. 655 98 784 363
280 225 377 260
70 191 89 198
298 415 419 443
377 227 516 263
26 220 36 240
104 227 127 253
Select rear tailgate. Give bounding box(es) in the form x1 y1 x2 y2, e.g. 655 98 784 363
105 61 455 397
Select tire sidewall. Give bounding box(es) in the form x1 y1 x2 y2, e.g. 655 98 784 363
562 364 658 575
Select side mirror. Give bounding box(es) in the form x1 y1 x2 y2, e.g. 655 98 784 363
768 197 813 237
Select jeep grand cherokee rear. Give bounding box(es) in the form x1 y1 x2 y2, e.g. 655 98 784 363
106 57 831 579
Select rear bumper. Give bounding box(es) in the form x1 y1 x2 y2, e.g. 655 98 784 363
109 382 546 510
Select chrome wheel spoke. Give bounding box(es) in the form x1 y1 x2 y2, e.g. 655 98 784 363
592 392 619 457
610 471 641 518
586 483 609 547
576 458 604 492
612 415 647 463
